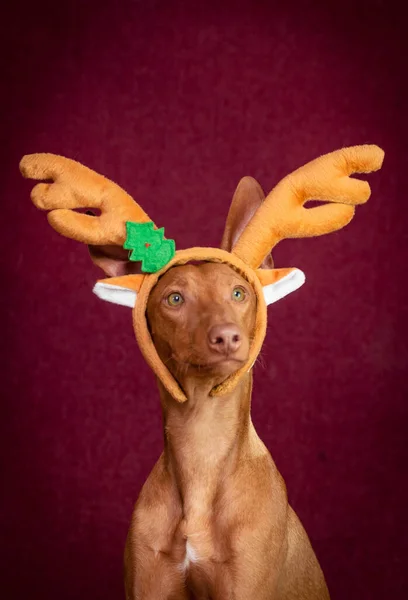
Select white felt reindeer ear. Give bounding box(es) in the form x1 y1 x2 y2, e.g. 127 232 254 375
92 275 145 308
256 268 305 306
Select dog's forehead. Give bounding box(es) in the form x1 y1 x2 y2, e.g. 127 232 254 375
157 262 248 287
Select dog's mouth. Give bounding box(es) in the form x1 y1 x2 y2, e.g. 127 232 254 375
189 357 245 369
172 355 247 372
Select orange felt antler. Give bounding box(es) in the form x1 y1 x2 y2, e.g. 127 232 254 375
232 145 384 268
20 153 151 245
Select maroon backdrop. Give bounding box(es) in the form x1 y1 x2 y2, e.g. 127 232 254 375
2 1 407 598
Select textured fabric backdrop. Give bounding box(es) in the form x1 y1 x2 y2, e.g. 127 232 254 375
1 1 407 598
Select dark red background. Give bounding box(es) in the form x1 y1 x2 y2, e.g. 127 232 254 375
1 1 407 598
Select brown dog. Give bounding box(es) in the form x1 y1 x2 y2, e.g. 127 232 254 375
123 225 329 600
21 146 383 599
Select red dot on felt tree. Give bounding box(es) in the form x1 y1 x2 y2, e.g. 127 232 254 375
145 243 151 248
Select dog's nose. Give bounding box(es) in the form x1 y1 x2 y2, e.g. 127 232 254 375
208 324 242 355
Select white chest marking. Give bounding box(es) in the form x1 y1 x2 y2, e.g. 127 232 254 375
180 540 199 572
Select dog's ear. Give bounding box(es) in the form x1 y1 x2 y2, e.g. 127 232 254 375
221 177 274 268
84 210 143 277
88 243 143 277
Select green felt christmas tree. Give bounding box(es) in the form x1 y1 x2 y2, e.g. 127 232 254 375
124 221 176 273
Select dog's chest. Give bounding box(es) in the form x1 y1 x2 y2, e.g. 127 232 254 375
178 537 215 598
180 539 200 572
172 518 230 597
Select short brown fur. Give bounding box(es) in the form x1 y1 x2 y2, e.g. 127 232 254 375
124 261 330 599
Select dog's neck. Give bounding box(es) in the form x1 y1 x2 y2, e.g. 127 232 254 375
157 371 266 531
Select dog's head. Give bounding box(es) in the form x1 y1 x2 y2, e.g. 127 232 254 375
146 262 257 386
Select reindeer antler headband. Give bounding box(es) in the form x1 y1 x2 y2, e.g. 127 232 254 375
20 145 384 402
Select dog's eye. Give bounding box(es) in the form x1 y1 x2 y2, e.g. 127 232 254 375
232 286 246 302
167 292 184 306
